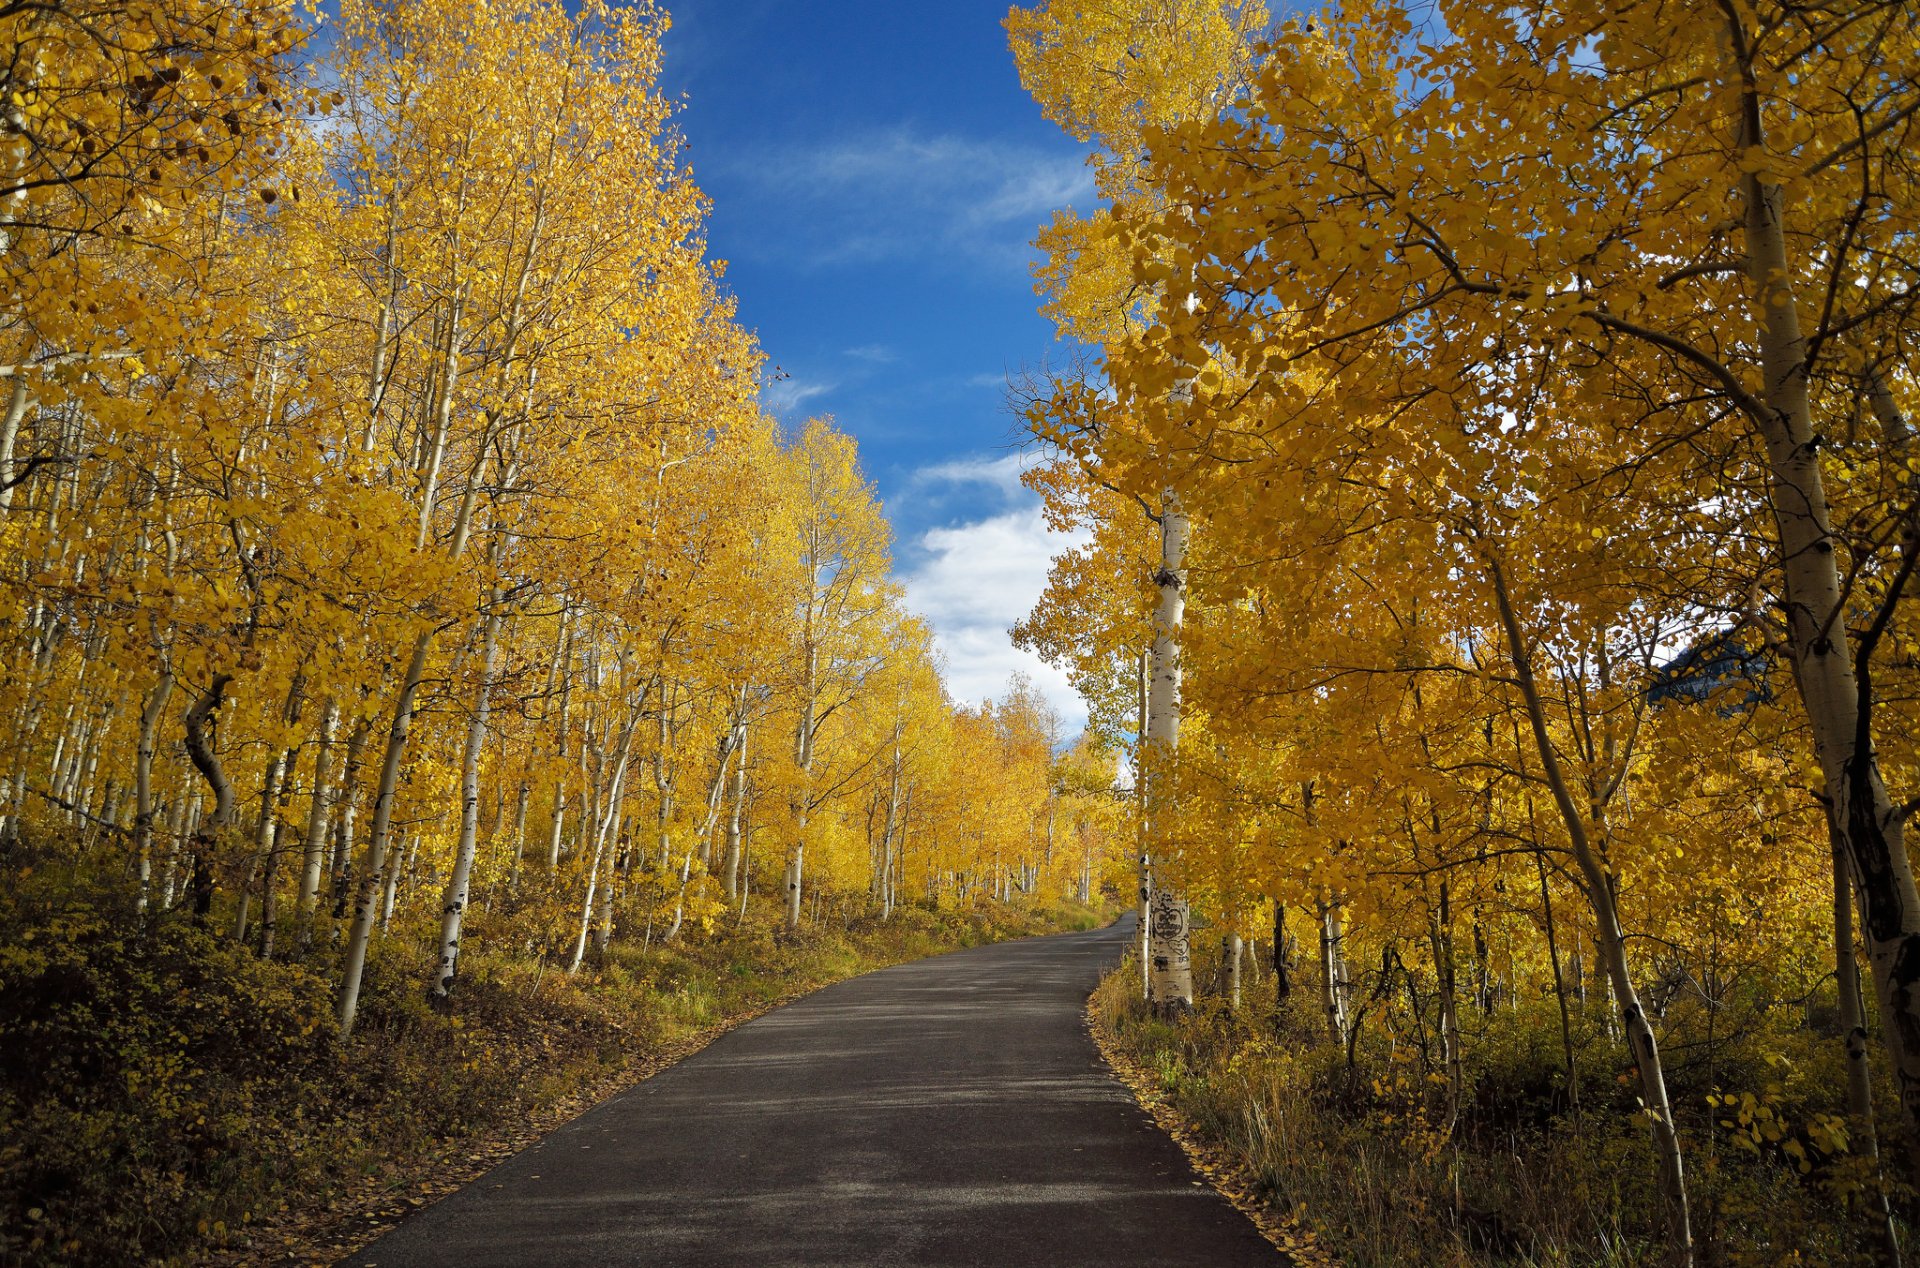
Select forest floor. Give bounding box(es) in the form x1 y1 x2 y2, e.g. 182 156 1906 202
0 888 1108 1267
342 916 1281 1267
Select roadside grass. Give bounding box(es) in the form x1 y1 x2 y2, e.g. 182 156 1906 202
0 867 1108 1267
1089 947 1907 1267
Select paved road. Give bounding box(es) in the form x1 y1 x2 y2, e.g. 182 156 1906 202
346 917 1282 1267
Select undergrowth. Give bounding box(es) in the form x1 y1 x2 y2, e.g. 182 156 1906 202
0 867 1104 1266
1091 946 1908 1267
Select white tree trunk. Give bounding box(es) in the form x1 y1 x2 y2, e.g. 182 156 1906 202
1833 831 1903 1266
570 721 633 974
1319 899 1351 1046
1144 495 1192 1014
1731 74 1920 1187
337 630 432 1039
296 699 339 950
133 675 173 913
432 601 504 1000
1136 648 1151 996
723 714 749 902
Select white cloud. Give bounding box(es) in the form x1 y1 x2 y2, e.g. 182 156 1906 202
899 460 1089 733
844 344 898 364
761 377 836 416
730 126 1095 271
909 453 1028 497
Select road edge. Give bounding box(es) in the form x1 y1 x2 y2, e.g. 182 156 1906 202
1083 988 1333 1267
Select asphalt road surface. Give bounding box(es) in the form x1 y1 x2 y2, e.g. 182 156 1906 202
345 917 1282 1267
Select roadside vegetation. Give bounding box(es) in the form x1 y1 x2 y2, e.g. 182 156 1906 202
1 860 1105 1267
1093 938 1899 1267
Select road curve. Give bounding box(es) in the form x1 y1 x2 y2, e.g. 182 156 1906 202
345 917 1283 1267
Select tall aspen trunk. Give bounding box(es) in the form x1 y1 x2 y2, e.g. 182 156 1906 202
879 714 903 917
0 374 32 514
787 645 818 933
1722 32 1920 1187
134 676 173 913
570 722 633 974
330 718 371 921
1489 559 1692 1263
296 700 339 950
1225 932 1243 1011
234 749 286 946
432 600 504 1000
667 721 738 943
544 605 576 871
508 780 530 893
337 630 432 1039
1319 900 1351 1046
1136 648 1151 996
258 753 298 960
1535 849 1579 1119
1834 831 1903 1266
1144 495 1192 1014
723 715 749 902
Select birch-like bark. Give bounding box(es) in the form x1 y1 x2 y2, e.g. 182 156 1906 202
569 719 634 974
878 713 902 917
667 720 739 942
1834 830 1902 1267
1136 647 1151 996
546 603 575 870
336 630 432 1038
133 675 173 913
258 746 299 959
296 700 339 950
723 713 749 902
233 748 285 946
1144 495 1192 1014
0 374 31 514
786 642 818 932
508 780 530 893
1319 900 1351 1046
329 718 371 920
1719 17 1920 1188
432 598 504 1000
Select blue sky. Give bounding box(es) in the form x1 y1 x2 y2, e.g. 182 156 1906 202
657 2 1094 727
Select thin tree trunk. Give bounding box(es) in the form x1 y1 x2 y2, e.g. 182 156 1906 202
570 721 633 974
233 749 285 947
1489 557 1692 1263
296 699 339 951
432 599 504 1000
1273 902 1291 1011
133 675 173 913
1835 830 1903 1267
1136 647 1151 996
1319 899 1351 1047
330 718 371 923
723 714 749 902
337 630 432 1039
1536 847 1580 1121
